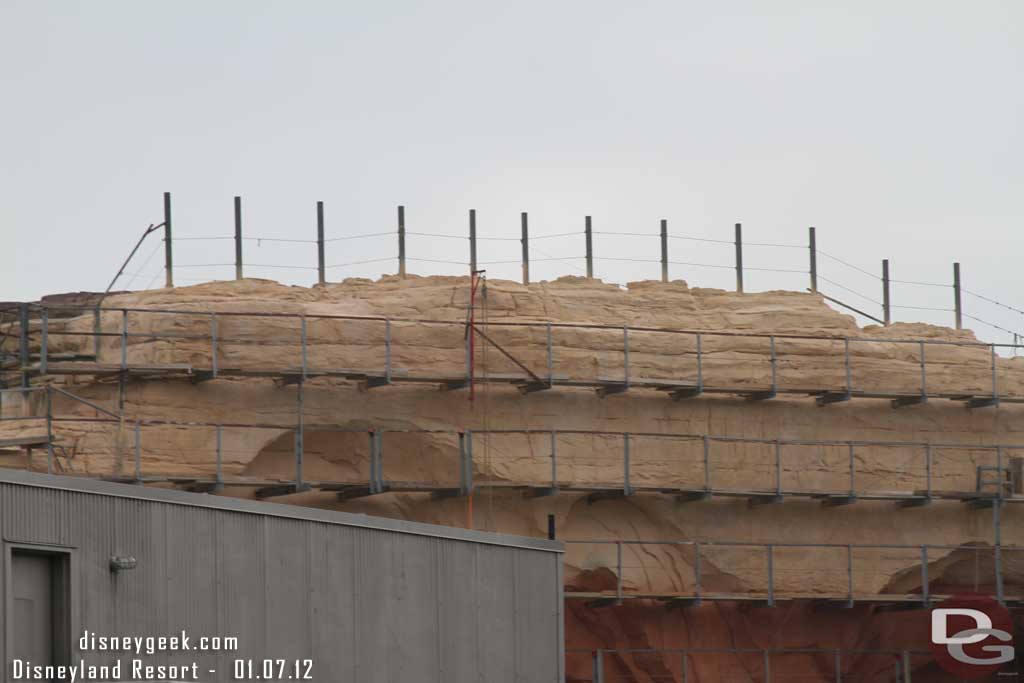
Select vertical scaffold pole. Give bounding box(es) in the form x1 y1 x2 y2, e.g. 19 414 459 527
990 344 998 402
234 195 243 280
846 545 854 607
997 444 1004 504
696 333 703 393
163 191 173 288
953 262 962 330
295 315 306 491
703 435 711 491
994 485 1004 604
550 430 558 490
882 259 891 325
120 310 128 370
694 543 702 601
458 432 473 497
735 223 744 293
615 542 623 602
774 441 782 497
464 430 473 497
18 303 29 389
622 326 630 389
925 444 933 499
458 431 468 496
660 219 668 282
843 338 852 395
133 423 141 483
300 314 308 378
295 380 304 491
623 433 632 496
808 227 817 293
920 545 930 606
317 201 326 285
546 322 553 385
995 443 1004 603
45 386 54 474
848 443 856 496
384 318 392 385
368 430 379 493
39 309 48 376
215 424 224 492
398 205 406 278
376 430 384 491
919 341 926 399
469 209 477 275
585 216 593 278
521 212 530 285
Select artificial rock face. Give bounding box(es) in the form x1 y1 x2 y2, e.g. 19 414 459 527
4 275 1022 682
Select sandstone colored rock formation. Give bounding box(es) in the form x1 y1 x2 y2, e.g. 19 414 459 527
3 275 1022 681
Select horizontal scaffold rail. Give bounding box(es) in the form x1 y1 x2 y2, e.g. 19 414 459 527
575 647 931 683
3 302 1024 409
562 538 1019 608
2 385 1022 504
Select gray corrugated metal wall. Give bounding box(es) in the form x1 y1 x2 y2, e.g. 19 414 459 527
0 474 563 682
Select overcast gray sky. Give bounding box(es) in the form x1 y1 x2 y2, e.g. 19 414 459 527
2 2 1022 342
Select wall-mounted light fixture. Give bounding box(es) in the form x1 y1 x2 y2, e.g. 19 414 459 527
109 555 137 573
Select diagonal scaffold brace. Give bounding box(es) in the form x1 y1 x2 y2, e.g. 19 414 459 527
456 270 549 397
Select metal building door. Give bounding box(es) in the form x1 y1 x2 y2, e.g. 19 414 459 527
12 552 53 664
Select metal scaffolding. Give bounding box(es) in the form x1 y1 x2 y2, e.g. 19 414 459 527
4 303 1023 409
112 193 1024 341
2 388 1021 505
576 647 931 683
562 538 1016 607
